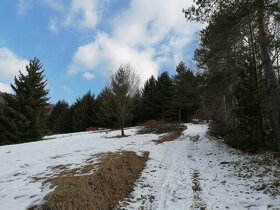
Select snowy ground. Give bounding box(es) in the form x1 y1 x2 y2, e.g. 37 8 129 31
0 124 279 210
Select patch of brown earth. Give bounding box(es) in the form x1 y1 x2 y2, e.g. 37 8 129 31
29 151 149 210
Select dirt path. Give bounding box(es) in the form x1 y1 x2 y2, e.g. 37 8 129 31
120 124 280 209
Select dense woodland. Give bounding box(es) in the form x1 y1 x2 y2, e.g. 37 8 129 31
0 0 280 153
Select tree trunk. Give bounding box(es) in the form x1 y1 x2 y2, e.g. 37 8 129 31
121 124 125 136
257 1 280 150
248 17 263 147
162 107 165 122
223 95 227 121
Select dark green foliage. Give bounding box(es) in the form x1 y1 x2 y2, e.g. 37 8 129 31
96 87 117 128
0 58 49 145
135 67 201 124
0 103 29 145
138 76 160 122
72 91 97 132
46 91 98 134
155 72 175 122
233 62 271 151
173 61 200 122
47 100 69 134
184 0 280 151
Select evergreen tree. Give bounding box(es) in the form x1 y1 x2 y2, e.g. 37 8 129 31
47 100 69 134
156 72 174 122
183 0 280 150
139 75 159 122
174 61 200 122
234 61 268 151
0 58 49 144
72 91 97 132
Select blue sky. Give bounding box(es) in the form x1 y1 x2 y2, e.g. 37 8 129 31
0 0 200 104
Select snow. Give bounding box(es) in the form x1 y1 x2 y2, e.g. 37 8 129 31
0 124 279 210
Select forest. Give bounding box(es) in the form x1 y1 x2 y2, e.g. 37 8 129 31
0 0 280 153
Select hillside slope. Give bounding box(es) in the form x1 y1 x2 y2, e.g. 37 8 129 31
0 124 279 209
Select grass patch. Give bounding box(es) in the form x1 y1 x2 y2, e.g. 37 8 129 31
138 121 187 135
29 151 149 210
105 134 130 139
153 125 187 144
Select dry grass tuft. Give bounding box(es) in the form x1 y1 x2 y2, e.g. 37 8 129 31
143 120 164 128
154 131 182 144
154 125 187 144
29 151 149 210
108 135 130 138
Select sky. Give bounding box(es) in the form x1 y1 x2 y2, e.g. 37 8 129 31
0 0 201 104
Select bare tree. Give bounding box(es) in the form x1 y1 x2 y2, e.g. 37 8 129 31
107 63 140 136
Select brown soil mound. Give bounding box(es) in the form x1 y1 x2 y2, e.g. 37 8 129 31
30 151 149 210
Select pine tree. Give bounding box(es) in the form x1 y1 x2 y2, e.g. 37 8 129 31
183 0 280 150
0 58 49 144
234 61 268 151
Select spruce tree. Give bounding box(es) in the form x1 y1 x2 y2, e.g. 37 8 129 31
47 100 69 134
0 58 49 144
156 72 174 122
140 76 159 121
72 91 97 132
174 62 200 122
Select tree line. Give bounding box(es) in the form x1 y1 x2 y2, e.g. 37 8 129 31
46 62 201 136
0 59 200 145
1 0 279 153
183 0 280 152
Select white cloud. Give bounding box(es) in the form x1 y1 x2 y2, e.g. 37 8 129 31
43 0 65 12
0 82 12 93
68 0 200 83
17 0 101 31
49 18 59 33
82 72 95 80
64 0 99 29
0 48 28 81
43 0 101 32
68 33 159 83
17 0 33 15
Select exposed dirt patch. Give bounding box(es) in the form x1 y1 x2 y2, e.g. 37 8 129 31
29 151 149 210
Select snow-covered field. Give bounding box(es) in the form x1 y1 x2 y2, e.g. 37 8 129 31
0 124 279 210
